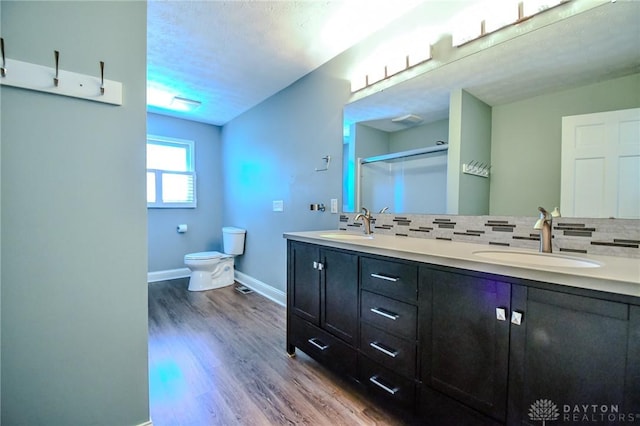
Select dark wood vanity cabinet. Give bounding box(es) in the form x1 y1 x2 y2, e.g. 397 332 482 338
287 241 359 375
419 267 511 422
420 267 640 424
286 239 640 424
508 286 640 425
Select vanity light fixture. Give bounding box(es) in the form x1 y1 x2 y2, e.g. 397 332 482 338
451 0 570 47
350 0 571 93
521 0 566 19
452 0 521 46
350 48 432 93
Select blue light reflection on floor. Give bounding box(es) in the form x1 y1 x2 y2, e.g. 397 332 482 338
148 357 188 404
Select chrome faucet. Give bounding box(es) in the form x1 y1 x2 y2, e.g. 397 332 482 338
534 206 560 253
355 207 374 235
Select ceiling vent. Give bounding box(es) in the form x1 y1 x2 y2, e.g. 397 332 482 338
391 114 423 125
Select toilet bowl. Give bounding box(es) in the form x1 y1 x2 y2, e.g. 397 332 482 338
184 251 235 291
184 227 246 291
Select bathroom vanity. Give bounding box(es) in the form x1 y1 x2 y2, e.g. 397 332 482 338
284 231 640 425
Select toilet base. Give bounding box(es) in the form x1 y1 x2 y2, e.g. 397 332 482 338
187 258 235 291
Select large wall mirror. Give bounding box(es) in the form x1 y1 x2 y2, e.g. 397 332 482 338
343 1 640 217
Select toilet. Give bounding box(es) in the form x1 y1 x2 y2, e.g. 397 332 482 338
184 227 246 292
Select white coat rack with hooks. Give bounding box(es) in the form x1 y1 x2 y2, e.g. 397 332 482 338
0 39 122 105
462 161 490 178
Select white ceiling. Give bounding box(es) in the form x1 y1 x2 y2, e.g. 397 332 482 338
147 0 640 128
146 0 431 125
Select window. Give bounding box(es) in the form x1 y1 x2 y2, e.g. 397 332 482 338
147 135 196 208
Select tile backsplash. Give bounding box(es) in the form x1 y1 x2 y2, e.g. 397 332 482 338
339 214 640 259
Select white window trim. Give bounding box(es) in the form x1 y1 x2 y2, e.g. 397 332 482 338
147 135 197 209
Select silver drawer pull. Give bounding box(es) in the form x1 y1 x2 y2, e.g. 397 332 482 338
307 338 328 351
370 273 399 282
369 375 399 395
370 341 398 358
370 307 399 321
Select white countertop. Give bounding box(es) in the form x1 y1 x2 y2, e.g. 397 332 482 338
284 230 640 299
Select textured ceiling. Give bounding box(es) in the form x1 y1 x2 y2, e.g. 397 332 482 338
346 1 640 132
146 0 428 125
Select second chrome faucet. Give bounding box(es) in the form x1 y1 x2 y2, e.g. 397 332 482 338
355 207 373 235
534 206 560 253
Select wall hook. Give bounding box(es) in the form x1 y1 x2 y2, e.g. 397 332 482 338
53 50 60 86
315 155 331 172
462 160 490 178
1 38 6 77
100 61 105 95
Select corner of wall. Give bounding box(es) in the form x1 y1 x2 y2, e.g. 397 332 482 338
447 89 463 214
458 89 491 215
1 2 4 420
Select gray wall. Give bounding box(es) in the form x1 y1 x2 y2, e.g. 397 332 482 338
354 118 450 158
1 2 149 425
219 1 475 293
390 118 449 152
221 68 348 292
354 123 389 159
147 113 223 272
0 2 3 422
490 73 640 215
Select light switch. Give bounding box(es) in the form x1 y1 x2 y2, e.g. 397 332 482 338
330 198 338 213
273 200 283 212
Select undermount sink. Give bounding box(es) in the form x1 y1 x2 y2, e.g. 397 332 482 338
472 250 602 268
319 233 374 240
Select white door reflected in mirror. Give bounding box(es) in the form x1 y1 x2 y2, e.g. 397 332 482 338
561 108 640 219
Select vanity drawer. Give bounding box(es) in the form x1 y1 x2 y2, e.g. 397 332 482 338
360 322 416 378
359 355 416 409
361 290 417 340
361 257 418 302
290 319 356 377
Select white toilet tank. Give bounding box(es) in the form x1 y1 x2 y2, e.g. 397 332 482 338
223 227 246 255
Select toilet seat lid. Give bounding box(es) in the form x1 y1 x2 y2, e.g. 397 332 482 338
185 251 225 261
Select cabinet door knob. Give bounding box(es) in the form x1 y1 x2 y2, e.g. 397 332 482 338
313 261 318 269
317 262 324 271
496 307 507 321
511 310 523 325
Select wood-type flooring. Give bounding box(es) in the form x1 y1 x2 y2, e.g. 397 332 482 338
148 279 416 426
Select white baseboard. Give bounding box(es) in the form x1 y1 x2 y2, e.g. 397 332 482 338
234 270 286 306
147 268 286 307
137 420 153 426
147 268 190 283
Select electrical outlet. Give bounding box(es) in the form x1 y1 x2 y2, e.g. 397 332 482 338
273 200 283 212
330 198 338 213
